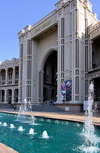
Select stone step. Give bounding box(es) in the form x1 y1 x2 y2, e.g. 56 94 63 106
32 103 65 112
0 104 14 109
0 103 65 112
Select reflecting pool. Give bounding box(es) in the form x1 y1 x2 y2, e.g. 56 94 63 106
0 113 100 153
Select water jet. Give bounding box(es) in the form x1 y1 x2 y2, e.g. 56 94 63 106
42 130 49 139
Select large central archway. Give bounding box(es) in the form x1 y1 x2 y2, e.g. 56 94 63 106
43 51 57 102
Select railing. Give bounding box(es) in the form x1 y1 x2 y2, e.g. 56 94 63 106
2 82 5 85
88 63 100 72
0 79 19 86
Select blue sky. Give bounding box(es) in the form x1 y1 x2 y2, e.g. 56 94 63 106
0 0 100 62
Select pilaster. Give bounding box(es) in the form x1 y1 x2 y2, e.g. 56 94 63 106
26 39 32 101
56 4 65 103
5 68 8 85
12 67 15 84
19 44 23 102
31 40 38 103
88 41 93 69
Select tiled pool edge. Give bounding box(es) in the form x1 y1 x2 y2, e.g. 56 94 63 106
0 110 100 126
0 143 18 153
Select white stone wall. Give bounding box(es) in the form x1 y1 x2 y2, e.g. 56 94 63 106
38 32 57 70
18 0 99 107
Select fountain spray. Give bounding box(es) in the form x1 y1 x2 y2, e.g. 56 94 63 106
79 82 100 153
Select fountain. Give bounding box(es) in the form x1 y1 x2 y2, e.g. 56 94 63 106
79 82 100 152
0 83 100 152
17 99 33 123
30 115 34 122
18 126 24 131
76 123 80 127
10 124 15 128
0 110 100 153
29 115 38 125
29 128 35 134
42 130 49 139
3 122 7 126
55 120 59 124
17 99 27 121
47 119 51 122
28 100 32 112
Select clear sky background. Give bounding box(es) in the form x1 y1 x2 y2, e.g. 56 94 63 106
0 0 100 62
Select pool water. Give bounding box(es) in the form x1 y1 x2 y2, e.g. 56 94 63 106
0 113 100 153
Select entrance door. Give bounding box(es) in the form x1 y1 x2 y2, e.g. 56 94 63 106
94 78 100 101
8 89 12 104
43 51 57 102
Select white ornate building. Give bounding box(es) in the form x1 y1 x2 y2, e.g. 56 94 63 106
0 0 100 112
0 58 19 104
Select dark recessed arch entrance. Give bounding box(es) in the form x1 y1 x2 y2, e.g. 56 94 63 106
43 51 57 102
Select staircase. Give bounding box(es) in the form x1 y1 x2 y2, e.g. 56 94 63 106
0 104 14 109
32 103 65 112
0 103 65 113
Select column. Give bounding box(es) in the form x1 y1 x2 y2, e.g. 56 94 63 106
12 67 15 84
4 89 7 103
0 90 2 102
0 70 1 85
5 68 8 85
12 88 14 103
38 70 43 103
49 87 51 100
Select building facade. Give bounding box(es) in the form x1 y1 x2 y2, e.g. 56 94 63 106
0 58 19 104
0 0 100 112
